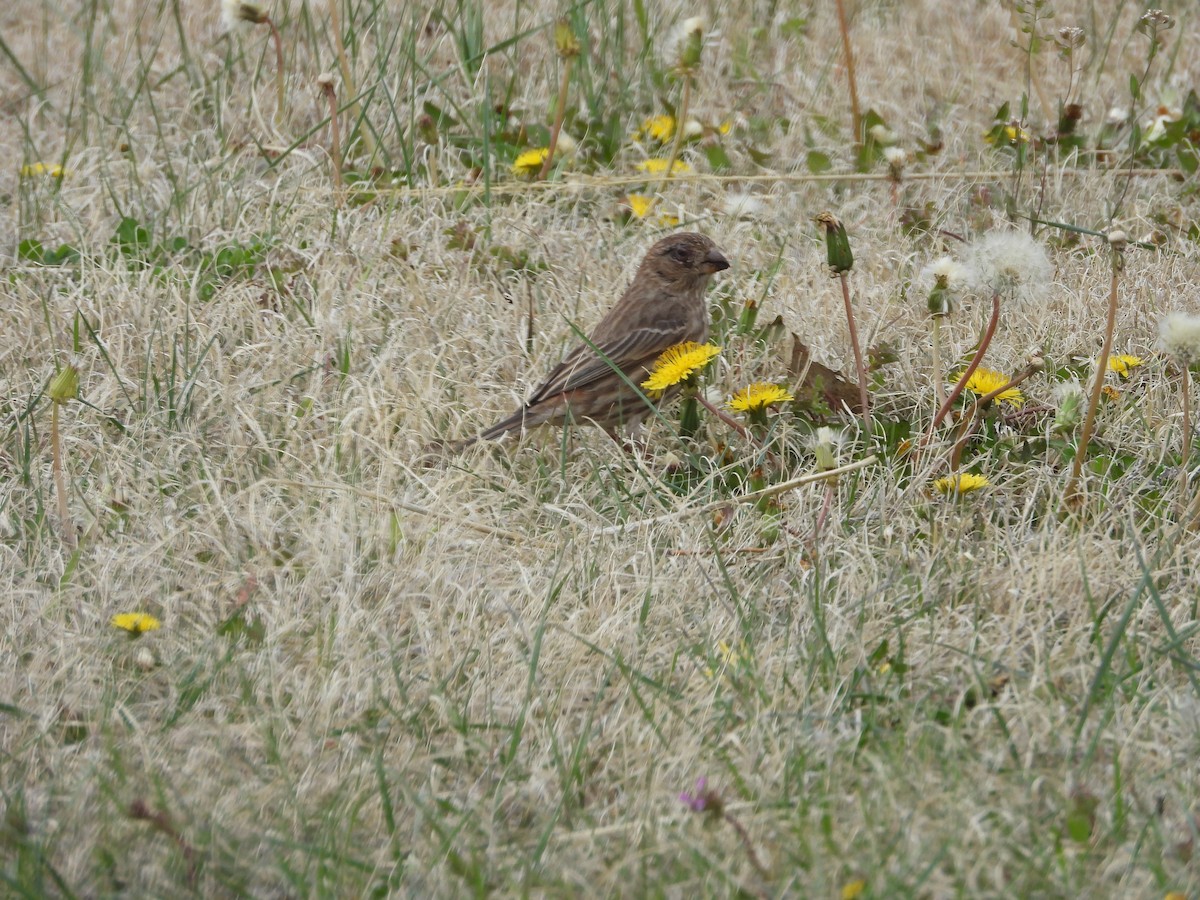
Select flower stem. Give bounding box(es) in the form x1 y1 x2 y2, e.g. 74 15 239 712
326 0 375 158
834 0 862 142
657 76 691 197
1180 368 1192 522
539 56 574 180
931 315 947 412
320 77 344 200
926 291 1001 439
51 401 75 548
839 271 871 433
1066 254 1120 505
267 17 286 127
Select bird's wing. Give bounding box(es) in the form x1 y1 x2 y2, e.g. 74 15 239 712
528 320 688 403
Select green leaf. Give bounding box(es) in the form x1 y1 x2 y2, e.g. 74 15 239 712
18 238 44 262
1066 810 1092 843
704 143 731 171
806 150 832 173
111 216 151 256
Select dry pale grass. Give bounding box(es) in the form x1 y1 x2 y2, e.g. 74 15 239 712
2 0 1200 897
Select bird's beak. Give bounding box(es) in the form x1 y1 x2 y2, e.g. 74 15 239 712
701 248 730 274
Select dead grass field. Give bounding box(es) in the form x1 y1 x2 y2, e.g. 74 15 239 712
2 0 1200 896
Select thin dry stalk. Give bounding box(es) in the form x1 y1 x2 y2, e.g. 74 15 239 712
834 0 862 141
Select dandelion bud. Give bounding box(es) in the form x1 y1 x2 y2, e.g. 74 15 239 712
812 426 842 473
1052 381 1084 434
867 123 895 146
676 17 705 73
417 113 438 145
48 364 79 405
815 211 854 274
554 18 581 59
927 284 953 318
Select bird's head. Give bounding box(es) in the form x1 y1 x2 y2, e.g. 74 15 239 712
644 233 730 287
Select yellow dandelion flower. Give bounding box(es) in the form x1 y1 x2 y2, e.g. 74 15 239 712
625 194 680 227
111 612 162 635
20 162 65 178
841 880 866 900
511 147 550 176
637 158 692 176
703 640 746 679
718 120 733 136
933 473 990 495
641 341 720 393
728 382 794 412
1108 353 1144 377
1101 384 1121 401
959 367 1023 407
634 115 676 144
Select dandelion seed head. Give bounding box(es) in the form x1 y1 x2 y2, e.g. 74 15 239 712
222 0 268 30
1157 311 1200 367
965 229 1053 299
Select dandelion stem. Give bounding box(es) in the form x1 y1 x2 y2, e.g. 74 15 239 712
721 811 770 882
834 0 861 142
696 394 750 441
51 401 75 548
1066 254 1120 504
266 16 286 127
319 77 344 200
326 0 375 158
539 56 574 180
931 316 947 412
658 76 691 197
927 291 1001 439
1179 368 1192 522
839 271 871 433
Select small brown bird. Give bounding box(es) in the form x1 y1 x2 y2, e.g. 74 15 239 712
458 232 729 448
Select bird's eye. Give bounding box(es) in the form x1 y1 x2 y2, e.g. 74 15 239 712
667 245 690 263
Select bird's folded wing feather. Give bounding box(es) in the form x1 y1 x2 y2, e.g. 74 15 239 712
528 320 687 403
